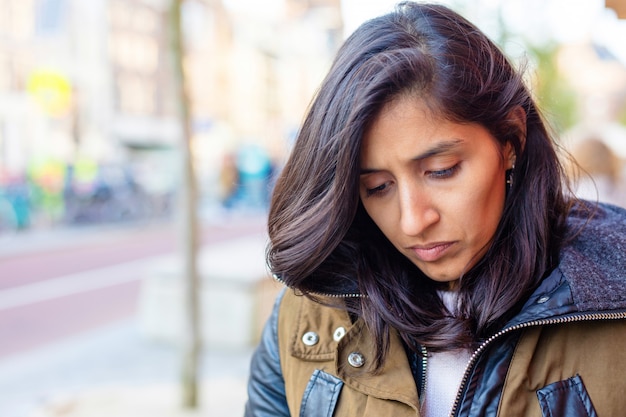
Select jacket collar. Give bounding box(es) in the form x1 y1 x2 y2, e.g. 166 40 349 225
508 202 626 327
558 202 626 312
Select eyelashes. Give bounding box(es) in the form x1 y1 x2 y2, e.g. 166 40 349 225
365 182 390 197
426 164 461 179
363 164 461 198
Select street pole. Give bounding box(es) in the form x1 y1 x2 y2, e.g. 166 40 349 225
169 0 201 408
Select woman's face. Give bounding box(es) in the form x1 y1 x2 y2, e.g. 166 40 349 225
359 96 516 285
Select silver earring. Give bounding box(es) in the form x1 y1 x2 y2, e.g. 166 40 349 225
506 164 515 189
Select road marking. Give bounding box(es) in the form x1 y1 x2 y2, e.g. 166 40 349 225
0 234 270 311
0 258 163 310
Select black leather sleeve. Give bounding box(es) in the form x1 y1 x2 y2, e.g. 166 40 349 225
244 288 290 417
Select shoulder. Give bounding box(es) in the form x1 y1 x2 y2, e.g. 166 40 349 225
566 201 626 238
559 202 626 311
274 290 355 415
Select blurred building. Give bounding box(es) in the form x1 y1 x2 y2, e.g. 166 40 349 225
0 0 344 213
183 0 343 202
0 0 47 173
0 0 172 173
108 0 177 152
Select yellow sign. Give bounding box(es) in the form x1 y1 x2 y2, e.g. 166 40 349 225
27 69 72 116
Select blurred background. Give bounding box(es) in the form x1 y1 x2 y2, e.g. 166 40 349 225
0 0 625 416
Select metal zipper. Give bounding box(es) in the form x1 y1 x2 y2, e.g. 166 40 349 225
272 273 365 298
448 311 626 417
420 345 428 411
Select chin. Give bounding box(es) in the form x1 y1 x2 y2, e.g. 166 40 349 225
425 274 460 285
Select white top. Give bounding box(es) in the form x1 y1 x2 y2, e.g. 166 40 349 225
421 291 472 417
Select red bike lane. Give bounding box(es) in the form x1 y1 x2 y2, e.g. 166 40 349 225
0 216 267 359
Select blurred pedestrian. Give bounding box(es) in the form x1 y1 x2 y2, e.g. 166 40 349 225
219 152 240 210
237 144 272 211
245 3 626 417
571 136 626 207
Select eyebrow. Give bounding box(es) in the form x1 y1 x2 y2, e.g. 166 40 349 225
360 138 464 174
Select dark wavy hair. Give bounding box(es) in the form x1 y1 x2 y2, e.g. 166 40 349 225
267 2 571 369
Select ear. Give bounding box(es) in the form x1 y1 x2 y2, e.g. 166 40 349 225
504 106 526 169
504 142 516 170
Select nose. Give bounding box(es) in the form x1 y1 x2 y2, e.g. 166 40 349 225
398 184 440 236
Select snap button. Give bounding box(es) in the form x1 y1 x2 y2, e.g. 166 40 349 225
333 326 346 342
537 295 550 304
302 331 319 346
348 352 365 368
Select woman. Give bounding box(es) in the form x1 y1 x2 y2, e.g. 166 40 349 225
245 3 626 416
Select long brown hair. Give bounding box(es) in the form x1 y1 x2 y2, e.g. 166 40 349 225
267 2 571 368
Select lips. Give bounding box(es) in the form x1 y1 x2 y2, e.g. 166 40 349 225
409 242 455 262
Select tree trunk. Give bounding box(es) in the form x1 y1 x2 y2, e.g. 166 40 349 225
168 0 201 409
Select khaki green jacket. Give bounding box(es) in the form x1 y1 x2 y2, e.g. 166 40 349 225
274 289 626 417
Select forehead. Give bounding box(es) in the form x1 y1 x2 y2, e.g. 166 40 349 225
365 94 441 136
361 97 446 153
359 95 503 167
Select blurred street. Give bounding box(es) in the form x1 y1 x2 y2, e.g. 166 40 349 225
0 213 272 417
0 0 623 416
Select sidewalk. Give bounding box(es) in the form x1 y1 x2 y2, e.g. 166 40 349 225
0 216 278 417
0 318 255 417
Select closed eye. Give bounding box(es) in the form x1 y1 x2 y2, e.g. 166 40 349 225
427 164 460 179
364 182 390 197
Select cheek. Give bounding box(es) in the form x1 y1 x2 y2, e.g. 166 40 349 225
461 173 506 237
